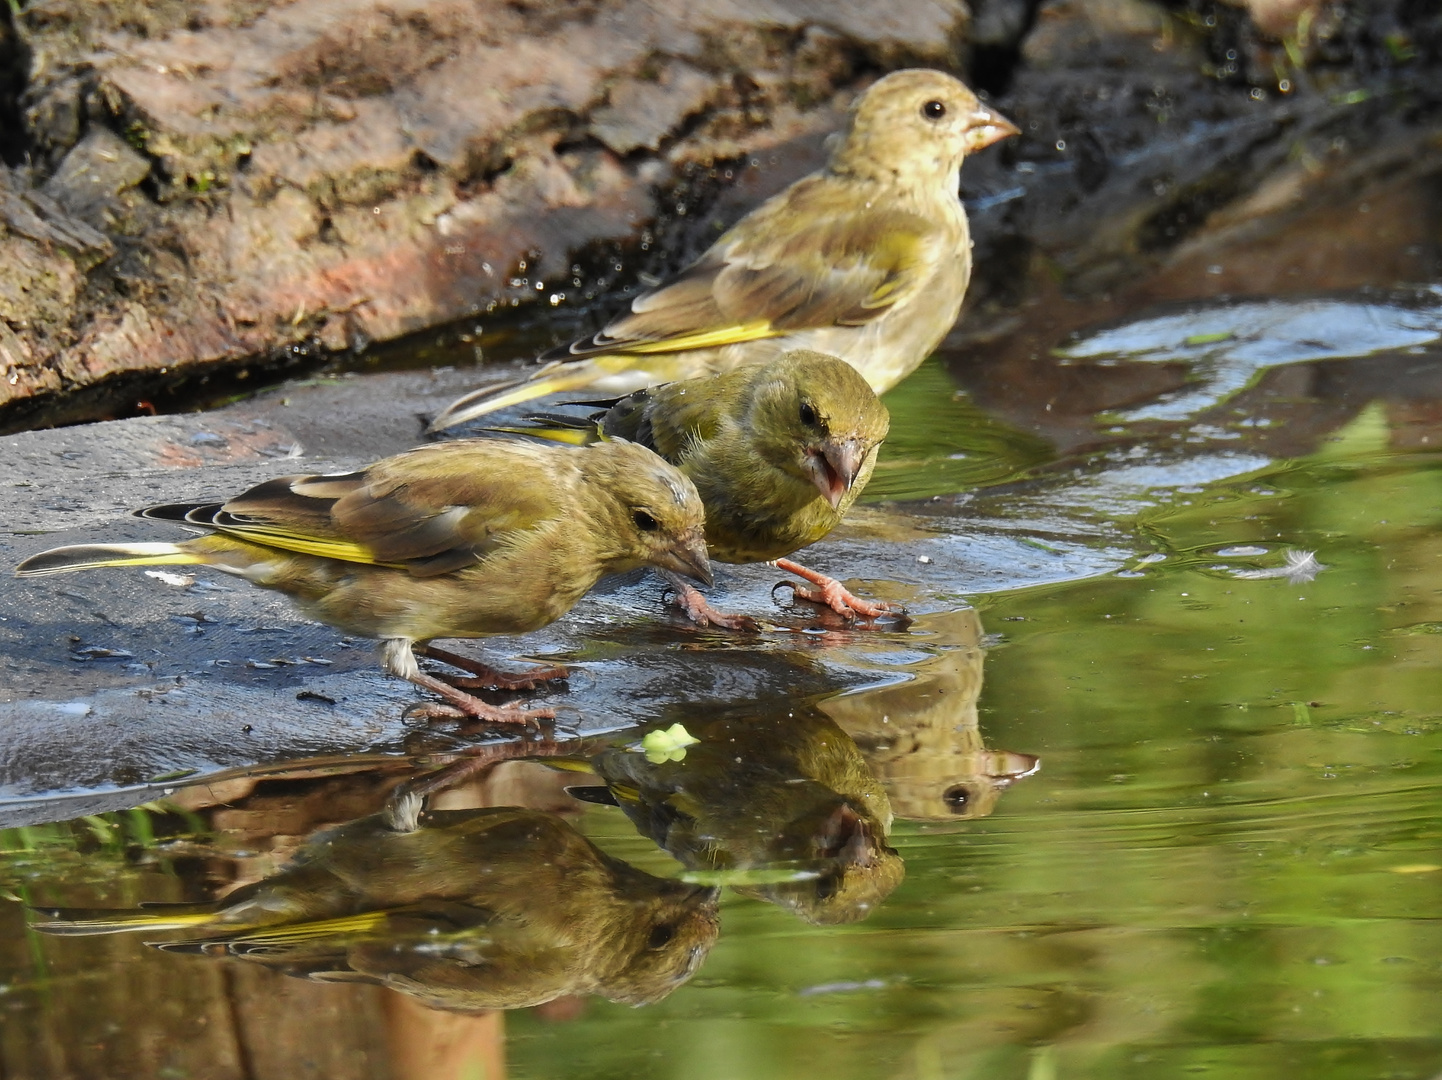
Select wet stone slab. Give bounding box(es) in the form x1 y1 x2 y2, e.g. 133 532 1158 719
9 276 1442 821
0 359 1129 823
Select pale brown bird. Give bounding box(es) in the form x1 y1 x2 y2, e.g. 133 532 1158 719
428 68 1018 431
15 438 711 725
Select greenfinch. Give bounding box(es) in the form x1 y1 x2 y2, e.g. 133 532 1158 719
505 350 893 627
30 806 720 1010
14 438 711 725
566 709 904 925
819 609 1041 820
428 68 1018 431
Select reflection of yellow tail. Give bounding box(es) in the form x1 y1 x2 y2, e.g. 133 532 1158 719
29 903 218 936
15 542 201 576
32 903 393 941
153 912 394 952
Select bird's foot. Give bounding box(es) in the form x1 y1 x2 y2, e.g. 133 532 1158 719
771 558 904 622
668 579 759 632
404 670 557 729
404 699 556 728
385 739 563 831
420 645 569 690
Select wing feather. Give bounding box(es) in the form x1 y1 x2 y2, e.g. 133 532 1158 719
149 441 566 574
547 178 940 361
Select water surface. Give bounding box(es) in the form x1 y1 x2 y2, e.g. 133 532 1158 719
5 292 1442 1079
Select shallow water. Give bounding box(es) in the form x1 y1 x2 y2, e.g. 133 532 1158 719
5 290 1442 1079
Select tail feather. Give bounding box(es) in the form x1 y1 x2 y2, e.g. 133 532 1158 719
487 411 603 447
29 903 219 936
427 361 617 432
136 502 223 524
15 542 201 577
150 910 398 956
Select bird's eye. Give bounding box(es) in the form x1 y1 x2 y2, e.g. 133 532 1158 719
921 99 947 120
943 784 972 812
647 923 676 950
799 402 819 426
633 510 659 532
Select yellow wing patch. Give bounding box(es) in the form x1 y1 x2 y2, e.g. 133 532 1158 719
612 320 779 355
212 522 402 568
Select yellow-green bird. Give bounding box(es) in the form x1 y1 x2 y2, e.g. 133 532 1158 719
565 708 904 926
14 438 711 724
508 350 891 627
428 67 1018 432
30 806 721 1010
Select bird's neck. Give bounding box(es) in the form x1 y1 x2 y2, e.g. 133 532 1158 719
826 152 961 207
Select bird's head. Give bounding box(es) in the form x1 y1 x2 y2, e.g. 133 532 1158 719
833 68 1019 183
583 440 713 585
747 351 891 512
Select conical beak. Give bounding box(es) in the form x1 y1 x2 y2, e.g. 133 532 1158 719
965 106 1020 152
805 438 863 510
662 528 713 587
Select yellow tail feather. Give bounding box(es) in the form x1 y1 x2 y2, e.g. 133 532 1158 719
199 911 395 945
30 907 217 936
428 363 619 431
15 543 201 577
487 424 600 447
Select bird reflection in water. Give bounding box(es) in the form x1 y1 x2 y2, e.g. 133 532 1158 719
30 782 719 1012
567 708 906 925
821 608 1040 819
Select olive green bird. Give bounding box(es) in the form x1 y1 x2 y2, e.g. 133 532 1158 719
428 68 1018 432
30 806 720 1010
14 438 711 725
564 709 904 926
504 350 892 627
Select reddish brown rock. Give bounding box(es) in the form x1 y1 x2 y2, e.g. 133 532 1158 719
1 0 969 430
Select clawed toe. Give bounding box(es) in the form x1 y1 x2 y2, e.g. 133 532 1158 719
665 576 760 632
773 577 905 625
403 696 556 728
442 667 569 692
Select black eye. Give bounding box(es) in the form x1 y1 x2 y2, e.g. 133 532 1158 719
922 99 946 120
647 923 675 950
633 510 658 532
799 402 819 426
943 785 972 812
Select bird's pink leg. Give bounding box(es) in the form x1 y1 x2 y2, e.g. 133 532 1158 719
659 571 759 632
420 645 569 690
403 670 557 726
772 558 901 620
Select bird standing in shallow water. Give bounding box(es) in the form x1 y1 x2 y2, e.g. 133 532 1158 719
508 350 892 628
428 68 1019 432
15 438 711 724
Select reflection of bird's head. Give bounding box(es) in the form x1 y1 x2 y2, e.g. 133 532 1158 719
833 68 1019 184
601 879 722 1006
581 439 712 585
747 351 890 510
738 800 905 925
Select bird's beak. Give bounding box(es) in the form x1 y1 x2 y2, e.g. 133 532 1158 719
805 438 864 510
662 528 714 587
965 106 1020 152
